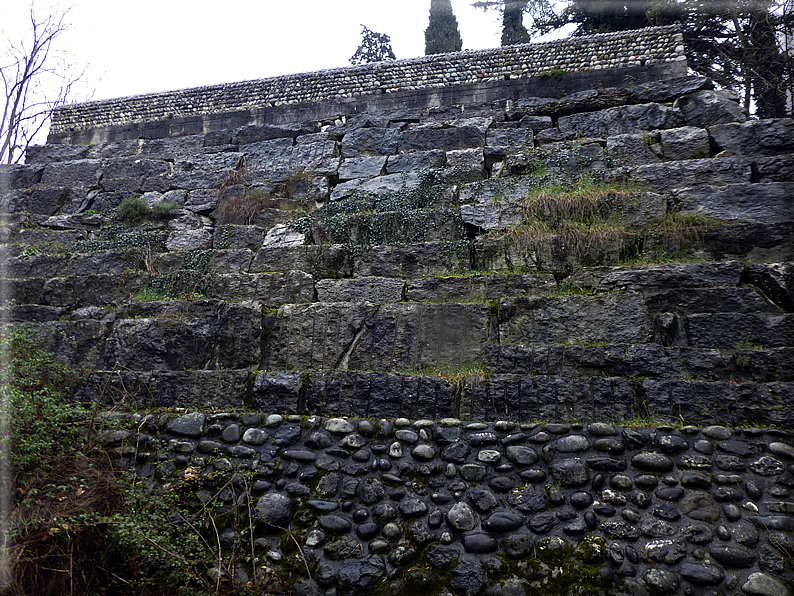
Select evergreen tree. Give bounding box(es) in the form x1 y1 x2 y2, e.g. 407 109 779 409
502 0 532 44
350 25 397 65
425 0 464 54
472 1 555 45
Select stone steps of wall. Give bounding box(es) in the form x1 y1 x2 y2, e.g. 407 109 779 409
11 273 791 376
483 344 794 383
72 366 794 428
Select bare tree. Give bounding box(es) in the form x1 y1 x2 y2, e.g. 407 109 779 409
0 3 87 164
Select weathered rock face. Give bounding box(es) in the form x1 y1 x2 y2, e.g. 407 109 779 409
2 28 793 596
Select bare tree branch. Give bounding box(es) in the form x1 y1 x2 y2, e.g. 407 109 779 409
0 3 88 164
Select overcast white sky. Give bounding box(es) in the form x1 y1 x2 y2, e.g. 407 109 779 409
3 0 563 103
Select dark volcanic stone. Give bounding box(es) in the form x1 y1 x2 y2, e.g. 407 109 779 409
337 556 385 591
681 471 711 489
505 532 534 558
586 457 628 472
256 492 293 528
506 445 539 465
508 486 547 513
307 500 338 513
656 434 688 453
570 491 594 509
652 503 681 521
482 509 525 533
642 568 680 595
722 503 742 521
488 476 515 492
584 511 597 530
450 556 486 596
680 562 725 585
681 492 720 522
631 452 674 472
551 458 589 487
655 487 684 501
319 514 352 533
600 519 640 540
398 497 428 518
640 518 677 538
750 456 786 476
519 468 547 483
356 522 380 539
593 504 616 517
426 545 460 568
273 424 301 446
683 523 713 545
717 440 755 457
462 533 498 554
709 545 755 568
528 511 558 534
593 438 625 454
469 489 498 512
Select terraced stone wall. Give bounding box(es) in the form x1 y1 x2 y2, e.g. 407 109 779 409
47 26 686 145
2 31 794 594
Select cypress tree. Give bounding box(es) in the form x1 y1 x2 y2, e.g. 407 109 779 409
425 0 464 55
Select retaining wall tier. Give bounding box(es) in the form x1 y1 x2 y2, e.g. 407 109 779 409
103 412 794 595
48 26 686 144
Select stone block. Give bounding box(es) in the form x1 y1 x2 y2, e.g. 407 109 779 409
316 277 405 303
708 118 794 157
250 244 352 278
660 126 710 161
673 90 747 127
341 127 400 157
606 133 662 166
499 292 654 346
676 182 794 225
385 150 446 173
558 103 685 138
352 242 471 278
206 271 314 305
338 156 387 181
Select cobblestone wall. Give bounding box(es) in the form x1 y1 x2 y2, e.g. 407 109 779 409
106 411 794 595
50 26 685 136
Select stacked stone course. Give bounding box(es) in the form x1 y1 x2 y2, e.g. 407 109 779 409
49 26 685 141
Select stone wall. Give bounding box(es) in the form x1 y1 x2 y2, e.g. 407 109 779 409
48 26 686 144
104 410 794 595
2 26 793 594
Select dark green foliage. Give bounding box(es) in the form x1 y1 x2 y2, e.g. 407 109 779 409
425 0 464 55
502 0 531 44
533 0 792 118
350 25 396 64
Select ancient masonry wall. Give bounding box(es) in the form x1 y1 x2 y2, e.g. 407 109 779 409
107 411 794 595
49 26 686 143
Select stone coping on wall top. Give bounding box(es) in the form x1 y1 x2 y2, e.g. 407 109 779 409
50 25 684 133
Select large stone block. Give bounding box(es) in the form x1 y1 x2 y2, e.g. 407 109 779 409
659 126 710 161
316 277 405 303
340 127 400 157
676 183 794 225
558 103 685 138
352 242 472 278
499 293 654 346
708 118 794 157
673 90 747 127
265 302 491 372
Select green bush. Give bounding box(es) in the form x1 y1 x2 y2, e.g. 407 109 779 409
118 196 181 223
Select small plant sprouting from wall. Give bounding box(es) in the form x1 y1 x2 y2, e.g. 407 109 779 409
117 196 181 224
215 189 271 226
